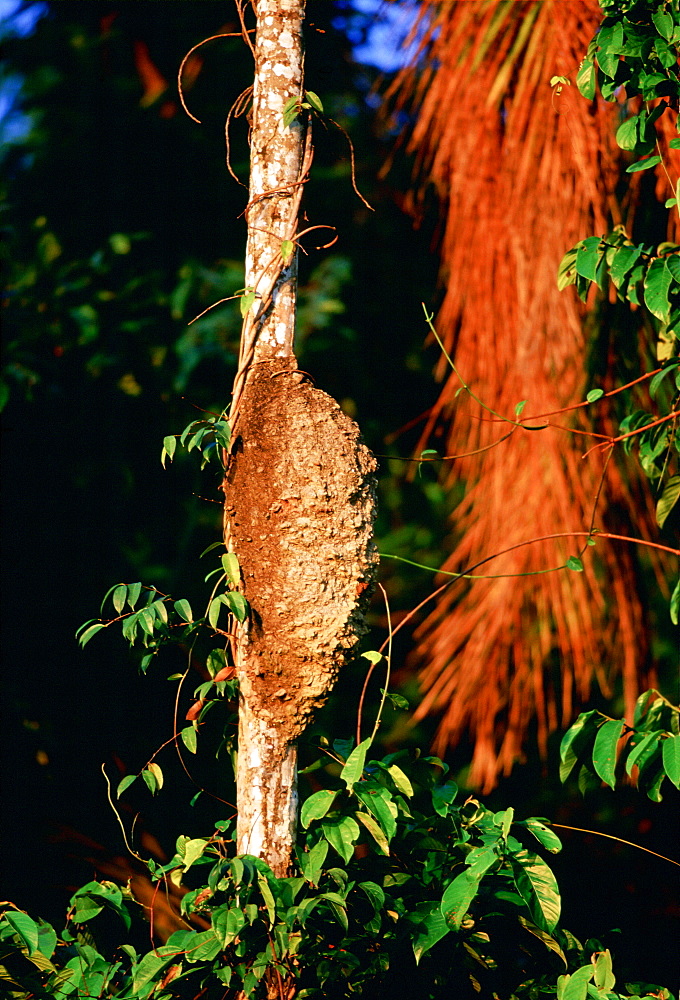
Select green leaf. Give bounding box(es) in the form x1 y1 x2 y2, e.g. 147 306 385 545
4 911 40 955
609 245 642 288
558 964 594 1000
299 840 328 885
625 731 660 776
616 114 641 151
181 726 198 754
301 789 337 828
355 810 390 855
557 247 578 290
162 435 176 466
282 95 300 127
139 608 155 636
208 597 222 630
671 578 679 625
133 950 176 992
511 849 561 933
387 764 414 797
182 838 209 871
656 475 680 529
575 236 604 280
214 419 231 450
354 781 397 841
592 719 624 788
649 360 680 400
200 541 224 558
280 239 295 264
223 591 249 622
112 585 127 614
240 290 256 316
652 8 674 41
142 766 158 795
408 902 450 963
593 948 616 992
78 622 105 647
586 388 604 402
662 733 680 788
322 815 360 863
361 650 383 664
127 582 142 609
576 52 596 100
151 599 168 624
626 155 662 173
440 870 481 930
117 774 137 798
174 598 193 623
305 91 324 113
432 778 458 817
222 553 240 586
257 874 276 928
566 556 583 572
514 399 528 416
644 258 673 320
520 818 562 853
341 737 371 789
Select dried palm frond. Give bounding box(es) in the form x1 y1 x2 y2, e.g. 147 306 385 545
387 0 668 790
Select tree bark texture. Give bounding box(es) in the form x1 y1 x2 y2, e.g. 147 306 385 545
226 1 379 877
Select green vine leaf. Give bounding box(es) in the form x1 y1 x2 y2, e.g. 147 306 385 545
355 811 390 855
174 598 193 623
181 726 198 754
440 870 481 931
592 719 625 788
340 737 371 789
671 578 680 625
662 732 680 788
300 789 337 829
656 475 680 529
117 774 137 798
510 849 561 934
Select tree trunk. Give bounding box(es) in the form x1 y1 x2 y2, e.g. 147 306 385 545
224 0 379 877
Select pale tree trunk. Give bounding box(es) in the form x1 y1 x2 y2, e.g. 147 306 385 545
224 0 379 878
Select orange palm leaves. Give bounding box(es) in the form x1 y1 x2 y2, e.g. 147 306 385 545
388 0 667 789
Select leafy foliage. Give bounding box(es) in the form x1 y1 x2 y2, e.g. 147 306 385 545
2 742 673 999
560 690 680 801
558 0 680 539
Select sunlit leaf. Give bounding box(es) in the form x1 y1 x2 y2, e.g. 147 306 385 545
174 599 193 623
117 774 137 798
321 815 359 863
440 870 481 931
300 789 337 829
662 733 680 788
341 737 371 789
644 258 673 320
355 811 389 855
112 585 127 613
408 902 450 963
305 91 324 113
223 591 248 622
181 727 197 754
592 719 624 788
511 849 561 933
656 475 680 529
